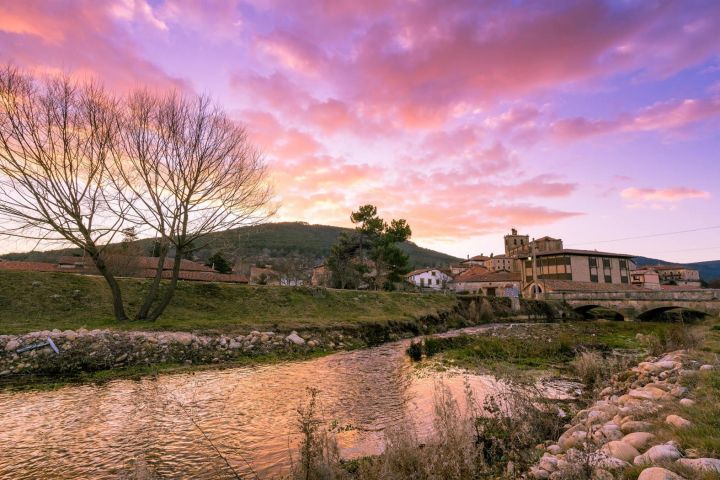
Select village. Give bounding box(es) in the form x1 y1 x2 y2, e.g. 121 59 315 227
401 228 703 298
0 227 704 302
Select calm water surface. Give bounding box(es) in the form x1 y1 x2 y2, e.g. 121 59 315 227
0 325 574 479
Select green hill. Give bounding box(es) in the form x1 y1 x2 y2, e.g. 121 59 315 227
1 222 461 270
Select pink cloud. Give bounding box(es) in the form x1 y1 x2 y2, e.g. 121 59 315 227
552 96 720 140
621 187 711 202
0 1 185 92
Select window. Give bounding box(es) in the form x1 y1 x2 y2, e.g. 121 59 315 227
621 276 629 284
602 258 611 268
431 271 436 276
604 275 612 283
589 258 597 268
590 274 598 283
620 259 627 269
420 278 425 286
436 279 440 285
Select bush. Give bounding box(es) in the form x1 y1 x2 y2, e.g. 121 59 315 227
406 340 422 361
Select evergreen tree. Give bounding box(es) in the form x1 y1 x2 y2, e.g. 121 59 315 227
206 252 233 274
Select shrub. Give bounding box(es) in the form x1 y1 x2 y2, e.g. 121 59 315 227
406 340 422 361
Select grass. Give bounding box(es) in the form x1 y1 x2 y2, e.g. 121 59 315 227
409 321 681 371
0 270 457 335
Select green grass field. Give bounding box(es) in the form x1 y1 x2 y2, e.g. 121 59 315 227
0 271 457 335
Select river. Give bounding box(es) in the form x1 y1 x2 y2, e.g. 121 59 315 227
0 325 576 479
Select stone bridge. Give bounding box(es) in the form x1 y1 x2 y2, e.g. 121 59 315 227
539 289 720 321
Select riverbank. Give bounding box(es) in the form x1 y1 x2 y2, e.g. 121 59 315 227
0 270 458 334
284 320 718 479
526 323 720 480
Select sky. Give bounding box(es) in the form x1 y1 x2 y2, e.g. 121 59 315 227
0 0 719 262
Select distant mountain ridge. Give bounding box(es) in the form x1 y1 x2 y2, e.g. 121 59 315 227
633 256 720 282
1 222 462 270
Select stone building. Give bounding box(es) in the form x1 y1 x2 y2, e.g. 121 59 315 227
483 253 514 272
648 265 702 287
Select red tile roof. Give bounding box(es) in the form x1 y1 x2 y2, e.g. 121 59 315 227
452 266 491 282
0 260 58 272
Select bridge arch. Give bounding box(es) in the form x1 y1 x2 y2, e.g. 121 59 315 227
573 304 625 321
637 306 709 322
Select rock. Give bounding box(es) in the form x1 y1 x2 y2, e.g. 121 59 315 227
699 364 714 371
228 340 241 349
665 415 691 428
4 339 19 352
676 458 720 473
621 421 654 434
634 443 683 465
629 387 667 401
637 467 685 480
115 353 128 363
538 453 558 472
678 398 695 407
593 469 614 480
622 432 656 451
285 331 305 345
670 385 688 398
529 466 550 479
639 360 677 374
547 444 562 455
307 340 319 348
602 440 640 462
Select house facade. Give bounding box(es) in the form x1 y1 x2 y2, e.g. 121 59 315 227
406 268 452 290
520 249 636 295
630 268 661 290
452 268 520 297
483 254 514 272
648 265 702 287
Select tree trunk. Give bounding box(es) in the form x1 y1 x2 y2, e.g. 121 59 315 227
147 251 183 321
136 244 168 320
90 251 128 321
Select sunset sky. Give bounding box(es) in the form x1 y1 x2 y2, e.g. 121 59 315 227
1 0 719 262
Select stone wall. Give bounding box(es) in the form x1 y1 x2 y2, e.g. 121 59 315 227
0 308 472 379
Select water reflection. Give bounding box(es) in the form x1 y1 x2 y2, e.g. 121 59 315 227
0 326 568 479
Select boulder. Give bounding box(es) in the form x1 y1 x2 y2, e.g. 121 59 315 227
670 385 688 398
665 415 691 429
285 331 305 345
4 339 19 352
637 467 685 480
546 444 562 455
621 421 654 434
699 364 714 371
676 458 720 473
634 443 683 465
529 466 550 479
602 440 640 462
622 432 656 451
678 398 695 407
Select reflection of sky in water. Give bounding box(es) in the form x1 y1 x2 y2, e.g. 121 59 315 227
0 326 578 479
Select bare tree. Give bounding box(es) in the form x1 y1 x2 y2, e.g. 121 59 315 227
114 91 273 320
0 66 130 321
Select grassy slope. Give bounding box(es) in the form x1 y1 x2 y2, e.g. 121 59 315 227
1 221 462 269
0 271 457 335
